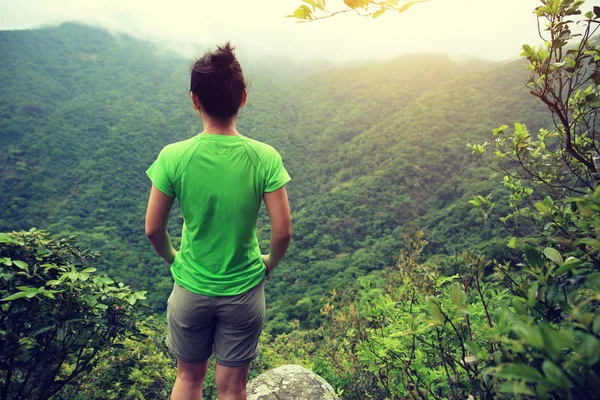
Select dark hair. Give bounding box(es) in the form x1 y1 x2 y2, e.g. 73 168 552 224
190 42 246 120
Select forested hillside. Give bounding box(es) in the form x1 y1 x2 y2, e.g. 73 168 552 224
1 23 546 330
3 2 600 398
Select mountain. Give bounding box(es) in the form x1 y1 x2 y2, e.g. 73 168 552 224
0 23 550 331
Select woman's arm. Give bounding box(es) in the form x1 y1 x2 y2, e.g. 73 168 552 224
145 185 177 264
262 186 292 275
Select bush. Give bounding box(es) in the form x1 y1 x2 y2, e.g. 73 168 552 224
0 229 146 399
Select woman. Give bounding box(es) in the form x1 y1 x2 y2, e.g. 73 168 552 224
145 42 292 400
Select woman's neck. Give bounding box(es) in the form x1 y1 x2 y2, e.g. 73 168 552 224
202 116 239 136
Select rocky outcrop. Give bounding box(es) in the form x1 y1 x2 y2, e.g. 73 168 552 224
247 364 337 400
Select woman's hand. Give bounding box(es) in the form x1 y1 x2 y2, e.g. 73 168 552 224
262 254 274 275
168 250 178 265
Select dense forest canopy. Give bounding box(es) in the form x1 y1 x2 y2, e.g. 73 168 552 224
0 22 549 328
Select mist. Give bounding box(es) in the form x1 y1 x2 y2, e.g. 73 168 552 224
0 0 572 65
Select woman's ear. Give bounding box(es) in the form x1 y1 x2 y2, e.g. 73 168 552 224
190 91 201 111
240 88 247 108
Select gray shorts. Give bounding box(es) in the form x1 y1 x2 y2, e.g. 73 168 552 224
166 279 265 367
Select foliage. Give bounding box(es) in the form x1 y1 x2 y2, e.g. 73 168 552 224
61 316 176 400
3 1 598 399
287 0 429 21
316 202 600 398
485 187 600 398
469 1 600 236
305 1 600 399
0 229 146 400
315 233 498 399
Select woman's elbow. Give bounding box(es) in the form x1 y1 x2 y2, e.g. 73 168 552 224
274 223 292 242
145 225 162 240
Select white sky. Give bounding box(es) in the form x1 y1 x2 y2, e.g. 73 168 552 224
1 0 599 62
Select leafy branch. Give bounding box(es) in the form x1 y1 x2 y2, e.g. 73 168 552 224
287 0 429 22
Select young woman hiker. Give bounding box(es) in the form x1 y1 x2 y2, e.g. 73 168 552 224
145 42 292 400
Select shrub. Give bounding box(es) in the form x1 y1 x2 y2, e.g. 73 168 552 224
0 229 146 399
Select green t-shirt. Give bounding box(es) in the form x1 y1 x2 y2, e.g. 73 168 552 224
146 133 291 296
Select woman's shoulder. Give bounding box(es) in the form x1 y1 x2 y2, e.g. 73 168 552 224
163 136 200 153
158 137 202 164
241 136 280 158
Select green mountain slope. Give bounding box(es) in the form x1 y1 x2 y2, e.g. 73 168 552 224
0 23 550 331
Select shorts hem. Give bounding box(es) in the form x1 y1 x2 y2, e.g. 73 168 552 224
167 343 211 364
215 353 259 367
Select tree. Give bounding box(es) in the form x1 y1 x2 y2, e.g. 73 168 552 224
469 1 600 236
0 229 147 400
287 0 429 21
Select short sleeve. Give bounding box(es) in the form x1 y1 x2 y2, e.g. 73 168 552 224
265 151 291 193
146 149 175 197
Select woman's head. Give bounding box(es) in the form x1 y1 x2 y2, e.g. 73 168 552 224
190 42 246 121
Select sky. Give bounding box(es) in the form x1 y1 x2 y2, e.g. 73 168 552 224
1 0 599 63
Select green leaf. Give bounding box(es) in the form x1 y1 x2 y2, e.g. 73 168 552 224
291 8 307 19
593 315 600 335
585 273 600 291
33 325 55 336
16 286 37 292
12 260 28 270
0 257 12 266
555 257 582 275
498 381 535 396
528 281 539 306
513 323 544 349
135 290 147 300
127 295 137 305
497 363 545 383
524 245 543 268
373 8 386 18
427 298 444 323
2 292 28 301
100 276 114 285
540 323 574 359
534 201 550 214
450 282 462 305
465 340 483 356
514 122 524 133
543 247 563 265
507 236 517 249
542 360 571 388
397 2 414 13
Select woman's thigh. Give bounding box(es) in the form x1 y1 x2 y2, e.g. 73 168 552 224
167 282 217 363
212 280 265 367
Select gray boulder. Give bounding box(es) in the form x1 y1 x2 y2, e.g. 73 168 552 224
247 364 337 400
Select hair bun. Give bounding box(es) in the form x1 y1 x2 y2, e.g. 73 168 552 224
211 42 236 72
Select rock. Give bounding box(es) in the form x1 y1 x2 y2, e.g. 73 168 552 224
247 364 337 400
